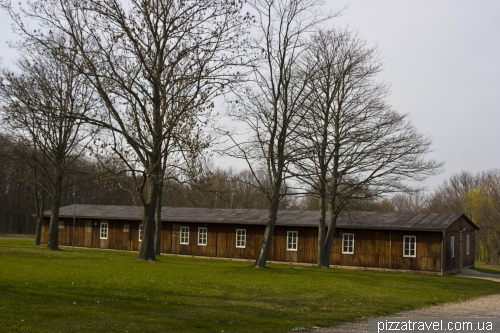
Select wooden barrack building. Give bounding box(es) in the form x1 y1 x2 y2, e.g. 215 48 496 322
42 205 478 274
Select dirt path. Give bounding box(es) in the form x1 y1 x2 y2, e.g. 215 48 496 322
296 269 500 333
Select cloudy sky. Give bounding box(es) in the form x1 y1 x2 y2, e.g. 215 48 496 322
0 1 499 192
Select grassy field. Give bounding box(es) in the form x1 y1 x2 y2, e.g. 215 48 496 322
1 237 499 333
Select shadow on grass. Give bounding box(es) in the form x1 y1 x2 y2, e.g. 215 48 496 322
475 267 500 275
474 261 500 275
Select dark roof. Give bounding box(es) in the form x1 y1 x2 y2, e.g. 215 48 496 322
48 204 479 231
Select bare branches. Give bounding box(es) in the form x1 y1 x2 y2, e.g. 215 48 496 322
293 28 442 267
227 0 335 267
0 32 97 250
1 0 252 260
427 170 500 264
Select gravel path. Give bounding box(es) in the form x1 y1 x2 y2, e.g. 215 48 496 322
295 269 500 333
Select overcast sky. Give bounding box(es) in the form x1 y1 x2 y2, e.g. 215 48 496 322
0 1 499 192
326 1 500 190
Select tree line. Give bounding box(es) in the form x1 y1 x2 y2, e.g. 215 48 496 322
0 0 468 268
1 123 498 263
391 170 500 265
0 132 280 234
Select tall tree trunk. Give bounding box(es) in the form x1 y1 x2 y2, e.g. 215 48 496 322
139 91 162 260
154 182 163 255
318 123 341 267
138 172 159 261
47 174 63 250
34 188 45 245
255 180 281 268
317 183 327 267
319 198 339 268
254 205 278 268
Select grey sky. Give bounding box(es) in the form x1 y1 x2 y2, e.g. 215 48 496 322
0 1 498 192
328 1 500 190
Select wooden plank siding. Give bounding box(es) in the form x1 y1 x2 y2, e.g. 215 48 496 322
170 223 218 257
160 222 173 254
330 229 441 272
41 211 478 274
443 216 476 273
215 224 262 260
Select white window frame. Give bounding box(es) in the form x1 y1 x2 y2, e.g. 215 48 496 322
198 227 207 246
451 235 455 258
403 235 416 257
180 226 189 245
236 229 246 248
100 222 108 240
342 233 354 254
466 234 470 255
287 231 298 251
139 224 143 242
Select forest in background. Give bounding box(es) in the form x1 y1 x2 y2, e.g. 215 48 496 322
1 130 498 263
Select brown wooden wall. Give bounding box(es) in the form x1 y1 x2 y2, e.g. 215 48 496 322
41 218 141 251
42 216 472 273
330 229 442 272
443 216 476 272
269 226 318 263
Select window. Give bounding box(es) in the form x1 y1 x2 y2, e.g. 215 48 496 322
466 234 470 255
451 236 455 258
236 229 246 248
180 226 189 244
342 233 354 254
198 227 207 246
287 231 298 251
100 222 108 239
403 235 416 257
139 224 143 242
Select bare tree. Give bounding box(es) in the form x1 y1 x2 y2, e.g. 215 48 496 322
0 132 140 236
428 170 500 264
0 36 96 250
227 0 333 268
391 191 428 213
427 171 478 213
2 0 251 259
158 166 273 209
294 29 442 267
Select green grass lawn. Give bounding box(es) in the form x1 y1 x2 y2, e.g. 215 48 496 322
1 237 499 333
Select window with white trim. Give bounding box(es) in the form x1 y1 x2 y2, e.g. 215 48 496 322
466 234 470 255
287 231 298 251
198 227 207 246
342 233 354 254
100 222 108 239
403 235 416 257
180 226 189 244
139 224 143 242
451 236 455 258
236 229 246 248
